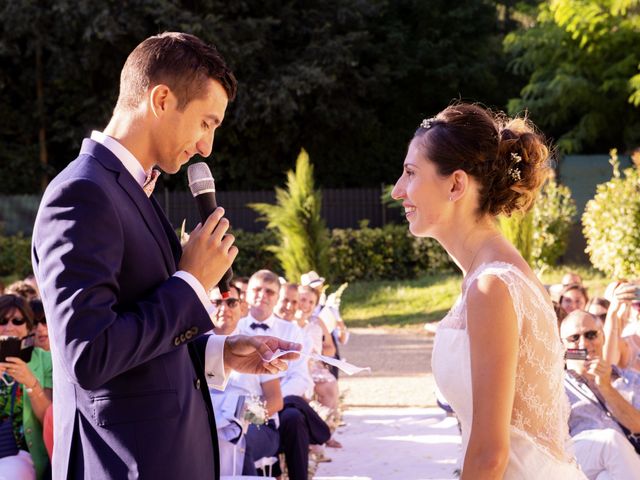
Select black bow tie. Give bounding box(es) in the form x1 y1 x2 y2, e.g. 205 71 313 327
250 322 269 331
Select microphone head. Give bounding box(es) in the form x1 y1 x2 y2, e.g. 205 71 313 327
187 162 216 197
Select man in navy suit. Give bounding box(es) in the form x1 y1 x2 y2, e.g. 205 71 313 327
32 32 299 479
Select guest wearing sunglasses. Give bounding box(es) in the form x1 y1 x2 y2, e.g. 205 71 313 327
560 309 640 479
0 295 53 480
28 301 49 352
208 285 283 476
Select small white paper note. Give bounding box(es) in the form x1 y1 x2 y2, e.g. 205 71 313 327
264 349 371 376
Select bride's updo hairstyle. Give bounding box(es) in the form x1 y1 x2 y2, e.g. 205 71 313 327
415 103 550 217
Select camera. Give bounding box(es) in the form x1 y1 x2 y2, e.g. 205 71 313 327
0 335 34 363
565 348 588 361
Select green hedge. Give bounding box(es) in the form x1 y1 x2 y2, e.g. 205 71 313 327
233 229 280 277
329 224 453 282
0 225 454 283
0 234 32 278
582 150 640 278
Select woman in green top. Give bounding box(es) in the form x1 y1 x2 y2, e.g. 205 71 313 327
0 295 52 479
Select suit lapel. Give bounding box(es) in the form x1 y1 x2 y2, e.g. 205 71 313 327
80 139 176 274
150 195 182 268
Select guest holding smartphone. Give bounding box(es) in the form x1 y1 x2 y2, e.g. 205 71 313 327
0 295 52 480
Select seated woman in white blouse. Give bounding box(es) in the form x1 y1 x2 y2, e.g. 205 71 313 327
296 286 339 410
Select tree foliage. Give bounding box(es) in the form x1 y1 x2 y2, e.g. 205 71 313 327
505 0 640 153
250 149 330 281
499 177 577 269
499 211 535 264
531 177 577 270
1 0 518 194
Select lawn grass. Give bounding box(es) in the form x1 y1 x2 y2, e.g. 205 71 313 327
340 264 610 328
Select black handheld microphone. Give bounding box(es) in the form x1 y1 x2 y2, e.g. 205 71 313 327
187 162 234 298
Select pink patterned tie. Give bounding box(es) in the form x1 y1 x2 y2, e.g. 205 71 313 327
143 169 160 197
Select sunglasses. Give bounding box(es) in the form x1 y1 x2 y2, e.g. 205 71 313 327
0 317 27 327
565 330 599 343
213 298 239 308
34 318 47 326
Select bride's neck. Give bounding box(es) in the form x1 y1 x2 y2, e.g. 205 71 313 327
437 216 501 276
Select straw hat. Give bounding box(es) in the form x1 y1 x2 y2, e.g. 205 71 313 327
300 271 325 288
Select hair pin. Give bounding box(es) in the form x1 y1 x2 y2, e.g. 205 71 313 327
508 167 522 182
420 118 436 130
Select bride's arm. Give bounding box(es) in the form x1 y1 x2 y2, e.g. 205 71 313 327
461 275 518 480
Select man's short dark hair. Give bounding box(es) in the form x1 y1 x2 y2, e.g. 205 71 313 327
115 32 237 112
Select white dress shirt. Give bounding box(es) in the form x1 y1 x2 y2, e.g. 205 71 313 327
90 131 227 388
238 313 313 398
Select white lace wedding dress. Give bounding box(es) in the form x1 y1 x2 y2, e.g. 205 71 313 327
432 262 586 478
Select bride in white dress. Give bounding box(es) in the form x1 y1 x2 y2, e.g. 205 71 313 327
391 103 586 479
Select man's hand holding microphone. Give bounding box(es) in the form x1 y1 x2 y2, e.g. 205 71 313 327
179 162 300 375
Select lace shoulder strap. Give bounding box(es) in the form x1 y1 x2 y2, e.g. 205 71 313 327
460 262 537 332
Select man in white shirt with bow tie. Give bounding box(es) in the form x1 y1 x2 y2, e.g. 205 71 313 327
238 270 330 480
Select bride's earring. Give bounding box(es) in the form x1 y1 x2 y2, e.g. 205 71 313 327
449 196 453 201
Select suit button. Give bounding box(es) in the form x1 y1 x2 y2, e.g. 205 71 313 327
174 337 180 346
180 333 186 343
185 330 193 340
191 326 199 335
194 378 201 390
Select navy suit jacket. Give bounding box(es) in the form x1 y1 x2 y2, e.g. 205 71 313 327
32 139 220 479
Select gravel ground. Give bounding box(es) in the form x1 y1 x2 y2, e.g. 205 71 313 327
337 327 438 407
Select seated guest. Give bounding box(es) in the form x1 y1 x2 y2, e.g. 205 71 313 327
300 271 349 378
553 301 568 332
601 282 640 371
300 271 326 316
275 283 299 322
296 286 339 410
560 310 640 479
586 297 610 323
0 295 53 480
209 285 282 476
562 272 584 286
22 275 39 299
559 283 589 314
4 281 38 302
232 276 250 318
29 300 50 352
238 270 330 480
549 272 584 303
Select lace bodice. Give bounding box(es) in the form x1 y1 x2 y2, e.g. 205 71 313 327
434 261 573 464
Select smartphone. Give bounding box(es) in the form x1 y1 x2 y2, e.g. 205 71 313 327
565 348 588 361
0 335 34 363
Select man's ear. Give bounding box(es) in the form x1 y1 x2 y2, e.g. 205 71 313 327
449 169 469 201
149 84 172 119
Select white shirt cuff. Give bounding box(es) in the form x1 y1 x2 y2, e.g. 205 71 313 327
173 270 216 317
205 334 229 390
